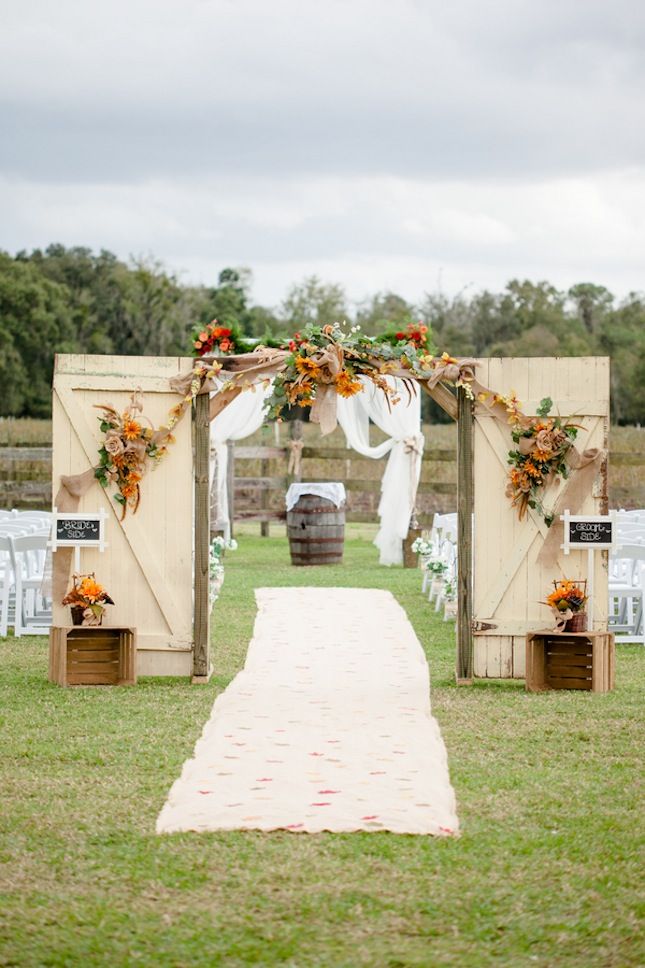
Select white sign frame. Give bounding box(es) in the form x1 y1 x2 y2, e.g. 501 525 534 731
561 510 616 555
560 510 616 631
50 507 108 572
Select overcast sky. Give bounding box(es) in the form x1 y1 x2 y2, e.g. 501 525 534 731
1 0 644 309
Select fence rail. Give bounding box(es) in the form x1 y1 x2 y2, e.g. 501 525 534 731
1 444 644 520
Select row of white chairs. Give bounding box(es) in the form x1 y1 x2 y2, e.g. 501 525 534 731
0 510 52 636
419 513 458 622
610 509 645 646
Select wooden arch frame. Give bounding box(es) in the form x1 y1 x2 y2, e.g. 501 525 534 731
191 379 475 684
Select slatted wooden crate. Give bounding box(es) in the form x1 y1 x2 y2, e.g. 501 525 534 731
525 630 615 693
49 627 137 687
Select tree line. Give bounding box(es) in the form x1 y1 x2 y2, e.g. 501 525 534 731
0 245 642 423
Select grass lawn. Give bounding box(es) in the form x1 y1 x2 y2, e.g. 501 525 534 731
1 534 643 967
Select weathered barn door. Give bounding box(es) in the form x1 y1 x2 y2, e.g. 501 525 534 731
472 357 609 679
52 355 195 675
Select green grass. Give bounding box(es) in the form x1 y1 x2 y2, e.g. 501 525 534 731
1 536 643 967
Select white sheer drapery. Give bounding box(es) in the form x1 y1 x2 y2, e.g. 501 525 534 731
337 377 424 565
210 381 273 539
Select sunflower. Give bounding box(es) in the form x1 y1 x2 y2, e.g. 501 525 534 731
335 370 363 398
295 355 322 379
122 418 142 440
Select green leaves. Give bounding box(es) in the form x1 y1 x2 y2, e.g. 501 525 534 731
536 397 553 417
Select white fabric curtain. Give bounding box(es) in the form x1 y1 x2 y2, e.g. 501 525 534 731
337 377 424 566
210 382 274 539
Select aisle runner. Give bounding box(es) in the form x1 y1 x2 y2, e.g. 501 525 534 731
157 588 459 836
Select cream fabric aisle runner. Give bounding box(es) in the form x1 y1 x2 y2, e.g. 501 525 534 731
156 588 459 836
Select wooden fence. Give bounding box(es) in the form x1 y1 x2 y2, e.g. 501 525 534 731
2 441 644 522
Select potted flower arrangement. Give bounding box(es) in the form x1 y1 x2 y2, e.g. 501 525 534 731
62 574 114 626
411 536 435 560
544 579 588 632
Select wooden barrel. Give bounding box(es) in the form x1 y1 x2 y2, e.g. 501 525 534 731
286 494 345 565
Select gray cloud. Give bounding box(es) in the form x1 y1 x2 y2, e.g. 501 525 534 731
0 0 643 303
1 0 644 182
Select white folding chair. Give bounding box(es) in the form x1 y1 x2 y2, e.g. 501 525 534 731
0 535 15 637
9 533 51 636
609 543 644 646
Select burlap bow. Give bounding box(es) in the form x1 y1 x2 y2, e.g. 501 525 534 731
287 439 304 477
307 343 345 436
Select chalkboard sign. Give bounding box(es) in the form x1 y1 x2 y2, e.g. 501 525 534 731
568 520 613 546
56 517 101 543
561 511 615 554
50 509 107 552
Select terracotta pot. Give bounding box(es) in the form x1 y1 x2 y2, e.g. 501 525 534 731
564 611 587 632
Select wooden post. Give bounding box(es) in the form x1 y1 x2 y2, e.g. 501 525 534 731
456 387 474 683
260 454 270 537
192 392 212 683
290 419 303 483
226 440 235 540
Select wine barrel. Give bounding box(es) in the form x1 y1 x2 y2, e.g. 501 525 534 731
286 494 345 565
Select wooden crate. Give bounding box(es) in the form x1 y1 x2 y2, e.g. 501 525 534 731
49 627 137 687
525 630 615 693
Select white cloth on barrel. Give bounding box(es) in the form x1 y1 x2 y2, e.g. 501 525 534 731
285 482 346 511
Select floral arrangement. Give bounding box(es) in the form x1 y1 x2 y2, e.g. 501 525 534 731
94 391 160 517
265 321 439 422
504 397 579 523
376 322 431 352
411 536 435 558
545 579 587 615
62 573 114 625
424 558 448 576
443 579 457 602
193 320 285 357
543 578 588 631
95 362 220 519
209 536 238 607
193 320 238 356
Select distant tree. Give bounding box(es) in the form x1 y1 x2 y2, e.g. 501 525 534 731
355 291 414 335
568 283 614 334
418 291 475 357
598 293 645 424
280 276 349 330
0 252 75 416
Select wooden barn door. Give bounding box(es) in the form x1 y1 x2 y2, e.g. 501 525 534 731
471 357 610 679
52 355 195 675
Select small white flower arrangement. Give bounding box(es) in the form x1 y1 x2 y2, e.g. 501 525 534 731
443 579 457 601
411 536 435 557
424 558 448 576
209 536 237 606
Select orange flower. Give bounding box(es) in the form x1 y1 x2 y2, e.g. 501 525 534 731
78 577 103 602
121 483 138 499
335 370 363 398
122 418 142 440
533 448 552 463
295 356 322 378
